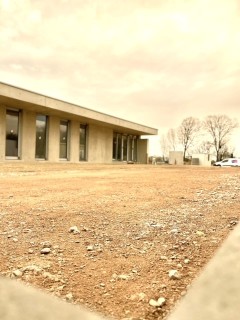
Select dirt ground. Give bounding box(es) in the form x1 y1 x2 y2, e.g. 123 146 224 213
0 163 240 319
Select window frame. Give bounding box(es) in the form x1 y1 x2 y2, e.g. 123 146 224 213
59 120 69 160
5 109 20 159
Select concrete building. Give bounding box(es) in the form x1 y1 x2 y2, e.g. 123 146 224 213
191 153 216 166
0 82 157 163
169 151 184 165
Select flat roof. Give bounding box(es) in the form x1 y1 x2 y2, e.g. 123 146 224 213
0 82 158 136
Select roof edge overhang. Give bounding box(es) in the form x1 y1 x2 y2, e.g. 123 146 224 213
0 82 158 136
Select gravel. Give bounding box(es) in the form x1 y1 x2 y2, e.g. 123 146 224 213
0 163 239 319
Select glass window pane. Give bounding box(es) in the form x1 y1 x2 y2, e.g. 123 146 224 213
35 115 47 159
60 120 68 159
6 110 19 157
112 133 138 162
80 124 87 161
122 135 127 161
128 136 133 162
117 134 122 160
112 132 117 160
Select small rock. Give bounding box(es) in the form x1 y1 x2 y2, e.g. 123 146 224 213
138 292 146 301
149 297 166 307
12 238 18 242
65 293 73 302
57 285 65 291
13 269 23 277
171 229 179 234
41 241 52 248
184 259 190 264
23 265 42 274
118 274 129 280
160 256 168 260
86 245 94 251
69 226 80 234
28 249 34 254
157 297 166 307
41 248 51 254
149 299 159 307
23 229 32 233
169 270 181 280
196 231 205 236
43 272 60 282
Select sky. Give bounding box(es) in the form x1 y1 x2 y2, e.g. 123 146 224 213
1 0 240 155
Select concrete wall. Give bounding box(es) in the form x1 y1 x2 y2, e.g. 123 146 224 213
48 116 60 162
88 124 113 163
137 139 148 164
69 120 80 162
0 106 6 161
21 110 35 161
191 153 215 166
0 276 107 320
169 151 184 165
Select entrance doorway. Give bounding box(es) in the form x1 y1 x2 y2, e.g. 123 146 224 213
35 115 48 159
59 120 69 159
6 110 19 158
112 133 138 162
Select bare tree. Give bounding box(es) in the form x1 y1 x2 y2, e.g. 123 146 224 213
167 128 177 151
194 140 213 154
160 134 169 161
203 115 238 161
178 117 201 161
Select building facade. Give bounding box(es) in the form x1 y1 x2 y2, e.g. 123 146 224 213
0 82 157 163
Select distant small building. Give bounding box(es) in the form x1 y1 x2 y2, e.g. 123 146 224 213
169 151 184 165
191 153 216 166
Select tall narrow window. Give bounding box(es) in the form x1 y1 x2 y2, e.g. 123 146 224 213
35 115 47 159
112 132 117 160
80 124 87 161
6 110 19 158
128 135 133 162
113 133 122 161
117 134 121 160
122 135 127 161
60 120 68 159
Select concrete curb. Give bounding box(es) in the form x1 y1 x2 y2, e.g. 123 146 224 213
0 277 107 320
167 224 240 320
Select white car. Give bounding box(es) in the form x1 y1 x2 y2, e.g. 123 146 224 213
214 158 240 167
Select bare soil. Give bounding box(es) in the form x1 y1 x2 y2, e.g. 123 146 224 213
0 163 240 319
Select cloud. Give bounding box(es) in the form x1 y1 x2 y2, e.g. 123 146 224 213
0 0 239 137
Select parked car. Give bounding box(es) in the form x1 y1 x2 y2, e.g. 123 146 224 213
214 158 240 167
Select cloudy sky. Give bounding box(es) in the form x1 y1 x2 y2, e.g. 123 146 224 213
1 0 240 154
